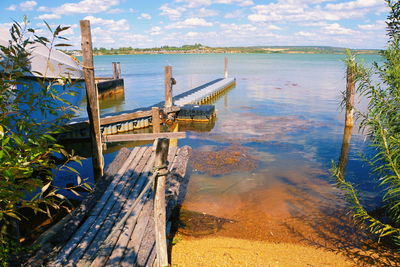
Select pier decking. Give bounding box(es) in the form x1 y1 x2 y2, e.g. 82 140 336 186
30 144 191 267
62 77 235 139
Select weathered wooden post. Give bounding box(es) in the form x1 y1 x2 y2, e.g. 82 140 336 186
153 138 169 267
345 63 356 127
164 66 173 109
152 107 161 133
112 62 119 79
338 125 353 177
117 62 121 78
80 20 104 179
170 122 179 147
224 56 228 79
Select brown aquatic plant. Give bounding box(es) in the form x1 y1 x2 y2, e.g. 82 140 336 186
191 145 258 176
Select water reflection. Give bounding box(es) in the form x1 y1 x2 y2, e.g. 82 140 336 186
337 126 353 177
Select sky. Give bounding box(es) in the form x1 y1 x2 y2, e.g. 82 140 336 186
0 0 391 49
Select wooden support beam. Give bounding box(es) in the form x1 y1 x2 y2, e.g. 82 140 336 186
345 64 356 127
152 107 161 133
224 56 228 79
164 66 173 109
101 106 180 126
66 106 181 132
80 20 104 179
153 138 169 267
103 132 186 143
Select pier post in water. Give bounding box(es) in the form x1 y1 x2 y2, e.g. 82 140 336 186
152 107 161 133
153 138 170 267
224 56 228 79
80 20 104 179
164 66 173 109
345 63 356 127
112 62 120 79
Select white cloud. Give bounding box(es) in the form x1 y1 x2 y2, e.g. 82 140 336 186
6 5 17 11
160 4 186 20
224 9 243 19
323 23 358 35
150 26 162 35
37 6 49 12
107 8 124 14
20 1 37 11
6 1 37 11
138 13 152 20
358 20 386 31
175 0 254 8
36 14 61 20
248 0 383 23
197 8 219 17
166 18 213 29
296 31 316 37
35 0 120 19
326 0 383 11
84 16 130 31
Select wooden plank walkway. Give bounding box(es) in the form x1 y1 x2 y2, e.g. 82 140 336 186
174 77 236 106
64 78 235 137
31 145 191 267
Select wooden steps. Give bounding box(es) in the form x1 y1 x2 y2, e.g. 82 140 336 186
40 145 191 267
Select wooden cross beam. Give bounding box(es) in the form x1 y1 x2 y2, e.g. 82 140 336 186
102 132 186 143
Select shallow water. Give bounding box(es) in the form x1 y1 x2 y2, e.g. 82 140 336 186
64 53 383 246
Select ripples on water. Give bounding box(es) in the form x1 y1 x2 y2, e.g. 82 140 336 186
64 54 386 253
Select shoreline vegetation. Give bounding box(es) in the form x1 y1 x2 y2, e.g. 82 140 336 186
65 44 380 56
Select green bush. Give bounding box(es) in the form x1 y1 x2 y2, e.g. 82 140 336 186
332 0 400 246
0 18 88 265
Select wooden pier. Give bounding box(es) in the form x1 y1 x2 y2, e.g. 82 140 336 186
62 77 235 141
29 143 191 266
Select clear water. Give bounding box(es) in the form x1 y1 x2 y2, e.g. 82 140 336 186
62 53 383 243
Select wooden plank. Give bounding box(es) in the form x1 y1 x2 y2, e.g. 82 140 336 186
164 66 173 108
152 107 161 134
153 139 169 267
103 132 186 143
74 148 153 265
134 209 155 266
68 148 153 264
107 189 153 267
51 147 143 266
80 19 104 179
84 148 155 266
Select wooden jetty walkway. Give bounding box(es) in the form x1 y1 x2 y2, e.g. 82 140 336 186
62 76 235 139
30 143 191 266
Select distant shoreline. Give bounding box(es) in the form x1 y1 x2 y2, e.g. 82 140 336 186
66 46 381 56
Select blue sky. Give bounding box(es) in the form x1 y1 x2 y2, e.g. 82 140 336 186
0 0 390 49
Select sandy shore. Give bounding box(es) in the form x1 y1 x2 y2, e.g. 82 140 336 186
171 236 354 267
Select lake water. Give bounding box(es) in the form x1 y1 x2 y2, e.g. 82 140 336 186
63 53 385 251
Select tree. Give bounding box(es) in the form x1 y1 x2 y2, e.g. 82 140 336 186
332 0 400 246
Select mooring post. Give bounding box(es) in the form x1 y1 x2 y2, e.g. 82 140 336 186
152 107 161 133
164 66 173 109
153 138 170 267
117 62 121 78
224 56 228 79
112 62 119 79
345 64 355 127
80 20 104 179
